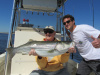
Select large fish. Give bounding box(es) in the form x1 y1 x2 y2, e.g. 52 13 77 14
6 41 75 57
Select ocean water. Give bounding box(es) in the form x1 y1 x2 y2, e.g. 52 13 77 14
0 33 14 54
0 33 82 63
0 33 8 54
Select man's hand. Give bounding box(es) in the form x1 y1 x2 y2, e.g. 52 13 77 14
91 36 100 48
68 47 76 53
29 49 38 56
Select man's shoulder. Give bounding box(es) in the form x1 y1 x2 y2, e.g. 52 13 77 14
76 24 92 31
77 24 92 28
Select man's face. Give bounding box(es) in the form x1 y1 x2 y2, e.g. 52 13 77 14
44 29 55 41
63 18 75 31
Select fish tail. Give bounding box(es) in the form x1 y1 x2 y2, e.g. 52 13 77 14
5 48 15 60
5 48 12 51
6 48 13 52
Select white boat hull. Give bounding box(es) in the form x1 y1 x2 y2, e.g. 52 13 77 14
0 52 6 75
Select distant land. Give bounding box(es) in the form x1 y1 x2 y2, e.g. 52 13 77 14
0 32 8 34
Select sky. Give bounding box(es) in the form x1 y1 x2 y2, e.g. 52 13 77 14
0 0 100 33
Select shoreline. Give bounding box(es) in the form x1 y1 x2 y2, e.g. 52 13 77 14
0 32 8 34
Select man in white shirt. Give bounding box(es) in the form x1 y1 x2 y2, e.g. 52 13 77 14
62 14 100 75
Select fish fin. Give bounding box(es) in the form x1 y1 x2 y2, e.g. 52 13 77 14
28 39 34 42
48 49 55 53
28 39 36 42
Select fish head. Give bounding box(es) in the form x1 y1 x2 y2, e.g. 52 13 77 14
55 42 69 51
56 42 75 52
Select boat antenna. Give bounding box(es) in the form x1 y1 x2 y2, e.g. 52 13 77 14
92 0 94 27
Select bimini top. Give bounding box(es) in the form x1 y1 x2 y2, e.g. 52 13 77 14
21 0 67 12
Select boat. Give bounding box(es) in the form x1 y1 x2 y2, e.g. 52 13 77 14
0 0 95 75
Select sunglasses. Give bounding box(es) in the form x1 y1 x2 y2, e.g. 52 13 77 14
63 20 71 25
44 29 54 34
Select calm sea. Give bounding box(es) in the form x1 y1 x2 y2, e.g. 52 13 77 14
0 33 8 54
0 33 82 63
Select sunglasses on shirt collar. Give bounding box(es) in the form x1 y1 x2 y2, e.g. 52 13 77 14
44 29 54 34
63 20 71 25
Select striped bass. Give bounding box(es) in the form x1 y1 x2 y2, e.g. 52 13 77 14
6 41 75 57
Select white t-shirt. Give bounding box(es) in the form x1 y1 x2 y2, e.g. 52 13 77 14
70 24 100 61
